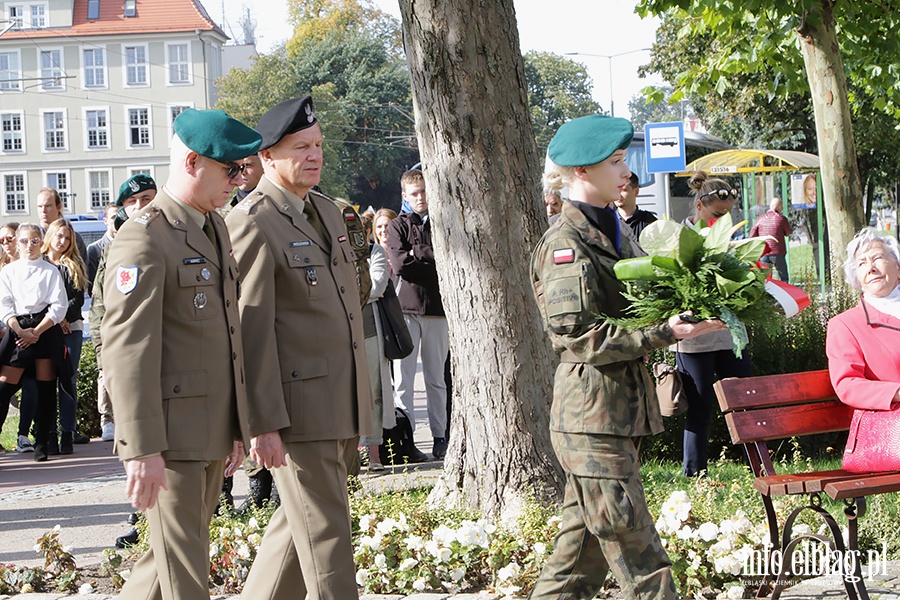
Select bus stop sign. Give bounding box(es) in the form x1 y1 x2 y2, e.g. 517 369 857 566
644 122 686 173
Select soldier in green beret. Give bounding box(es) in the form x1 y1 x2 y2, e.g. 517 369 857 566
529 115 724 599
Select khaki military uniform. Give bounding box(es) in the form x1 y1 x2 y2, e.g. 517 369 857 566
529 200 679 600
226 176 372 600
101 191 250 600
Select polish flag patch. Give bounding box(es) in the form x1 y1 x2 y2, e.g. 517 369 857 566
553 249 575 264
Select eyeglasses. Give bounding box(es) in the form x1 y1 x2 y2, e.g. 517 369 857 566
700 188 739 202
18 237 41 246
206 157 246 179
0 236 14 243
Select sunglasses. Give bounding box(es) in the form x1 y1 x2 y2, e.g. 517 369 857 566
0 236 14 243
18 237 41 246
700 188 739 202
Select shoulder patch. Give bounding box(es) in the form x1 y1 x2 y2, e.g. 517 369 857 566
133 208 160 227
115 266 140 294
553 248 575 264
235 193 264 213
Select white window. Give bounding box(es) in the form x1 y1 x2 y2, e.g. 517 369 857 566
30 3 44 27
167 103 193 139
124 45 148 86
84 108 109 149
45 171 71 211
41 109 67 151
3 173 27 214
87 169 111 210
8 5 23 28
166 42 190 84
129 166 153 178
1 112 24 153
127 106 151 147
0 51 20 91
83 47 106 88
7 2 46 28
40 48 63 90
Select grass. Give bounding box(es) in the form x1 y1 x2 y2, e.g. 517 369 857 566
1 411 17 451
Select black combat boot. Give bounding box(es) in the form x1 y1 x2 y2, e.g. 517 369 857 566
60 431 74 455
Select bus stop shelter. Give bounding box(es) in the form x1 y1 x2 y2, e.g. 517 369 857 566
676 148 825 294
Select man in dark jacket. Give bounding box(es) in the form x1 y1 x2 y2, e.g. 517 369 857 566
385 169 450 459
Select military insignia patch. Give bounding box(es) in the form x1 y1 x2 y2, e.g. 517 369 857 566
116 266 139 294
194 292 208 309
351 231 366 248
553 249 575 264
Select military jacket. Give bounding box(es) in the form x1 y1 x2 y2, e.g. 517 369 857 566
226 177 373 442
100 191 250 461
530 201 676 437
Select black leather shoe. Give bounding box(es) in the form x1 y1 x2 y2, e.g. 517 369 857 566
432 437 448 460
33 440 49 462
73 432 90 444
127 512 140 526
115 528 139 549
407 446 429 463
60 432 74 455
47 435 60 456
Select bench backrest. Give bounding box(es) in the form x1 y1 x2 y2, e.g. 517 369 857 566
713 369 855 445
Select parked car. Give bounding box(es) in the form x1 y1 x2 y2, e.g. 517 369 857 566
68 214 108 246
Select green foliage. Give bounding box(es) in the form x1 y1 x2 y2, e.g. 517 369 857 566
76 341 100 438
1 405 16 450
522 51 603 153
0 527 79 594
98 549 125 590
628 86 693 129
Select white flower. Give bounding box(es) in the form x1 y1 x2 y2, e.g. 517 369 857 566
655 515 675 536
709 538 734 557
405 534 425 551
425 539 441 557
533 542 548 556
209 543 219 557
376 517 401 535
53 524 61 532
359 514 374 532
399 557 418 570
436 547 452 563
456 521 489 547
697 522 719 542
548 516 562 529
248 533 262 545
676 525 695 540
412 577 426 591
450 567 465 581
33 544 40 553
355 568 369 585
247 517 259 530
397 513 410 531
497 561 521 582
432 524 455 545
360 534 383 551
498 584 522 597
660 491 691 524
478 518 497 534
120 569 131 581
78 583 94 594
236 543 251 559
374 553 387 569
726 585 745 599
794 523 812 536
63 545 74 553
713 554 743 575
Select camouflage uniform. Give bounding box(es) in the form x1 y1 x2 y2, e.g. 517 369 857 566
529 200 679 600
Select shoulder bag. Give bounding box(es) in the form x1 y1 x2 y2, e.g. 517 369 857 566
654 361 688 417
376 279 415 360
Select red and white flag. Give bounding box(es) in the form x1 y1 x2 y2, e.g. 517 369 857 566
765 278 811 318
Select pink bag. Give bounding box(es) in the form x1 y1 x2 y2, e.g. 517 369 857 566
842 408 900 472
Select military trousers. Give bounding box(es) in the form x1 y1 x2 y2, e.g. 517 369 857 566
529 431 677 600
241 437 359 600
118 458 225 600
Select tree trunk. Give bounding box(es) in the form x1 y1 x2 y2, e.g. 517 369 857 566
796 0 864 276
398 0 563 520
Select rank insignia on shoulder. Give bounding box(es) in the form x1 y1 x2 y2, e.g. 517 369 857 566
553 249 575 264
116 266 139 294
134 211 157 226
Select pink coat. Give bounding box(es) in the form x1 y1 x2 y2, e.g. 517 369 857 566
827 302 900 411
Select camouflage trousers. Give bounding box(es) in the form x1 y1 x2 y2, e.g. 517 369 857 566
529 431 678 600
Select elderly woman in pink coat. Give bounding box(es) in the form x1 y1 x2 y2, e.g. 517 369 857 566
827 227 900 410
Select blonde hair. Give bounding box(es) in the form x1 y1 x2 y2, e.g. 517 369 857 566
542 156 576 195
41 218 87 292
373 208 398 245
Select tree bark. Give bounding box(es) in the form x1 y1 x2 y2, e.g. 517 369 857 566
398 0 563 519
796 0 864 274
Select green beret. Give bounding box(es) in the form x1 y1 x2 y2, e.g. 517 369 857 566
257 96 318 151
173 109 262 163
115 174 156 207
548 115 634 167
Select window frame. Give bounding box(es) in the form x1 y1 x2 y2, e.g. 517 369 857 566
165 41 192 85
0 49 22 92
83 106 110 151
44 170 72 212
123 43 149 87
82 45 107 89
2 171 28 215
85 168 112 211
125 105 152 149
166 102 193 141
0 110 25 154
39 47 65 91
40 108 68 153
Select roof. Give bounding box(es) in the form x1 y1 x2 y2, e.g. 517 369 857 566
0 0 226 41
676 149 820 176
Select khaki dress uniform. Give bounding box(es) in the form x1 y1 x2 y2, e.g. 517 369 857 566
101 191 250 600
529 200 679 600
226 175 372 600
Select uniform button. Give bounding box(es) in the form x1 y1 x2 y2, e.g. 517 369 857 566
333 258 338 266
173 385 181 394
349 313 354 320
304 257 310 263
353 342 358 349
291 370 299 378
196 275 201 281
232 352 237 360
230 326 235 334
340 286 346 294
226 300 231 307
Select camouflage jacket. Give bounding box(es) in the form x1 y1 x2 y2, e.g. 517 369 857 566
530 201 676 437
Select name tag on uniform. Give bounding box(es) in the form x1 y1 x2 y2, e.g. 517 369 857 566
183 257 207 265
553 249 575 264
290 241 312 247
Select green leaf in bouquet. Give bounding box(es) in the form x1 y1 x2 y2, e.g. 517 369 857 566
730 238 767 264
701 213 734 254
677 226 705 269
638 219 683 258
715 269 757 297
613 255 680 281
718 306 748 357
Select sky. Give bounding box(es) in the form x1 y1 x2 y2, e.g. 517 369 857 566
209 0 665 120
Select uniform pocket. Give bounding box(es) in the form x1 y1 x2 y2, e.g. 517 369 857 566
283 246 328 300
161 371 208 451
176 264 219 321
280 356 330 435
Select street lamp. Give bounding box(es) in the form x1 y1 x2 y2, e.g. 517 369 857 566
565 48 652 118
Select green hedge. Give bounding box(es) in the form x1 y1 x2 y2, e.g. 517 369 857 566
76 341 101 438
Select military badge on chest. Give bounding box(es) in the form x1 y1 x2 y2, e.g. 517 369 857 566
194 292 208 309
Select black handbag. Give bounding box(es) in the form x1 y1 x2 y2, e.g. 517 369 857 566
376 279 414 359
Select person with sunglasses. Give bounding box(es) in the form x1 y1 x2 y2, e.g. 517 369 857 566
0 223 68 462
100 108 258 600
675 170 754 477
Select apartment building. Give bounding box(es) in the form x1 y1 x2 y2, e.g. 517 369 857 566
0 0 228 218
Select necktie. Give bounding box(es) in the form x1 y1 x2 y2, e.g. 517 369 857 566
203 215 218 252
303 200 329 247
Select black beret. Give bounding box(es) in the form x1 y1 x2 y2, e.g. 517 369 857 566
257 96 318 151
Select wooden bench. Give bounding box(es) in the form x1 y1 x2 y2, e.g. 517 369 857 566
714 369 900 600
